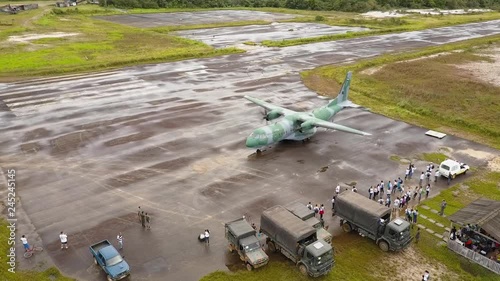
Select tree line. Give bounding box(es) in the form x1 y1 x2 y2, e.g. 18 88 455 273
102 0 500 12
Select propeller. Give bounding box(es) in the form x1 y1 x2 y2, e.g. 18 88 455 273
260 108 269 124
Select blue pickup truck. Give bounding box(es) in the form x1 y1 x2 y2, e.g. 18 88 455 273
90 240 130 281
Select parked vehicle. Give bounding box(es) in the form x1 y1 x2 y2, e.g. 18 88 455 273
439 159 469 179
90 240 130 281
225 217 269 271
284 202 332 244
260 205 334 277
334 192 412 251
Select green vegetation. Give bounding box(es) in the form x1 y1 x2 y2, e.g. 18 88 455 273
420 153 448 164
302 35 500 149
102 0 500 12
0 5 244 78
261 12 500 47
0 220 75 281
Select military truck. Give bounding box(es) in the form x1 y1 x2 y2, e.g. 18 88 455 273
285 202 332 244
225 218 269 271
334 192 412 251
260 205 334 277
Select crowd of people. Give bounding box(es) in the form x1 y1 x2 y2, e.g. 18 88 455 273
450 224 500 263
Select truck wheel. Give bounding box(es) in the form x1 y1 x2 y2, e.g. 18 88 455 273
93 257 98 265
342 222 352 233
299 264 308 276
107 275 113 281
378 240 389 252
246 263 253 271
268 241 276 252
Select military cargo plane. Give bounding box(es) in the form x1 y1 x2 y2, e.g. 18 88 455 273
244 71 371 151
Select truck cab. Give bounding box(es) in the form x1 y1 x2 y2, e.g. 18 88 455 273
225 218 269 271
379 218 412 251
90 240 130 281
300 239 334 277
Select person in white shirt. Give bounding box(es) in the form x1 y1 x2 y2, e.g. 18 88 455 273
335 185 340 195
204 229 210 244
21 235 30 252
369 187 374 200
393 198 400 213
434 169 440 182
117 232 123 250
60 231 68 249
422 270 430 281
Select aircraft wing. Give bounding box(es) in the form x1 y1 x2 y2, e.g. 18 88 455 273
244 95 296 115
298 116 372 136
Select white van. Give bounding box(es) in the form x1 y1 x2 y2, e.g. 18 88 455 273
439 159 469 179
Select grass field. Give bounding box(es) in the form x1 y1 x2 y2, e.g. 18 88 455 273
0 5 245 79
302 35 500 150
260 12 500 47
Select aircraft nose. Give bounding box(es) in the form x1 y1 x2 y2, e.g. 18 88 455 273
246 137 258 148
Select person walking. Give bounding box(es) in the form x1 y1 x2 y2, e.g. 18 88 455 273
20 235 30 252
137 206 142 222
331 196 336 216
307 202 313 210
415 228 421 244
145 213 151 230
204 229 210 244
319 204 325 219
419 172 425 187
117 232 123 250
59 231 68 249
313 204 319 217
422 270 430 281
140 211 146 228
440 199 447 216
425 184 430 199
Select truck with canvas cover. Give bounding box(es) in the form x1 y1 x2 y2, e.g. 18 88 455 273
225 217 269 271
334 191 412 251
260 205 334 277
285 202 333 244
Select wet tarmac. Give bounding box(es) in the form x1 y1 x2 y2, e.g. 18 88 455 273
95 10 296 28
1 15 500 281
174 22 369 48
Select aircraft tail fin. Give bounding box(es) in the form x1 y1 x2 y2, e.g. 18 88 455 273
327 71 352 108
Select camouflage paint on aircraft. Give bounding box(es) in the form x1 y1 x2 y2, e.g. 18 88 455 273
244 71 370 149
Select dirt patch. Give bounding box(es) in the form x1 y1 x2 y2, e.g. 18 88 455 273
361 52 461 75
7 32 79 44
487 156 500 172
456 148 497 161
455 47 500 87
384 246 458 281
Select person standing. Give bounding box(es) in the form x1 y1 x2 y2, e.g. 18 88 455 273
137 206 142 222
313 204 319 217
422 270 430 281
369 186 373 200
145 213 151 230
410 164 415 179
425 184 430 199
204 229 210 244
59 231 68 249
440 199 447 216
21 235 30 252
447 174 452 185
419 172 425 187
405 167 410 180
331 196 335 210
140 211 146 228
412 209 418 224
117 232 123 250
434 169 440 182
307 202 313 210
415 228 421 244
335 184 340 195
319 204 325 219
